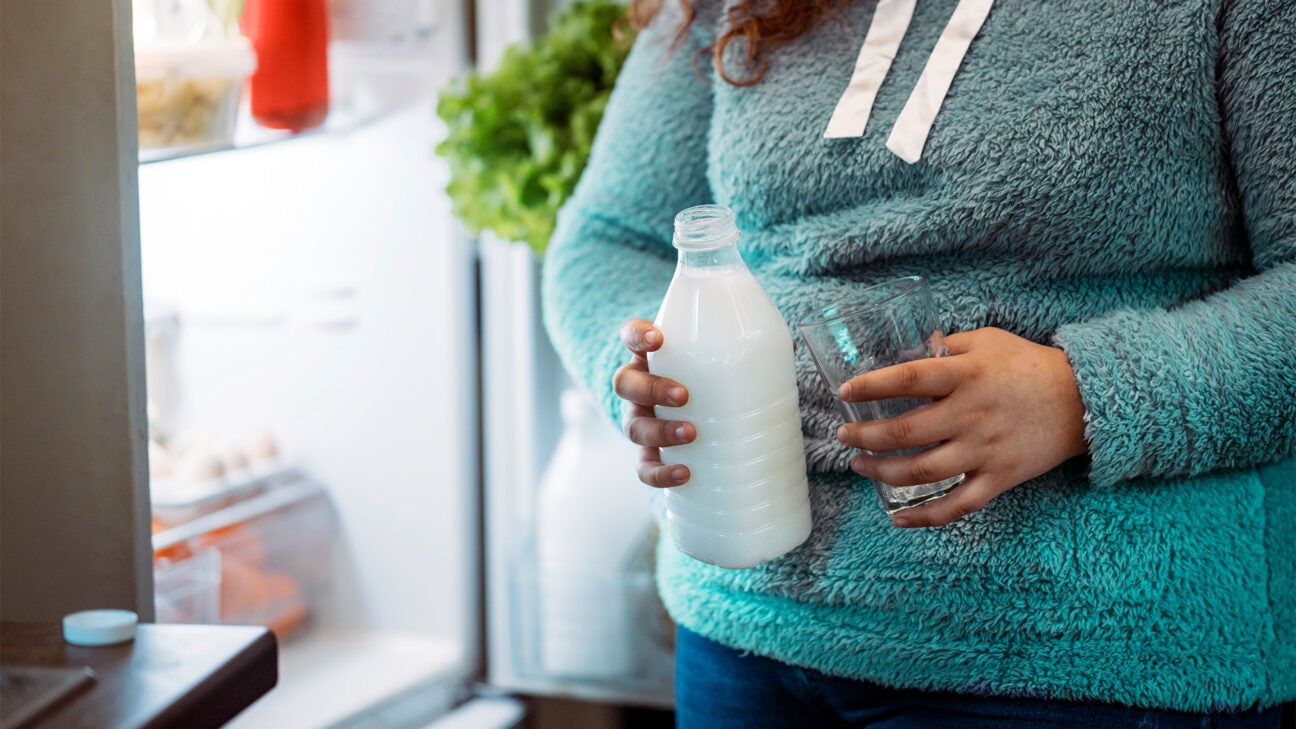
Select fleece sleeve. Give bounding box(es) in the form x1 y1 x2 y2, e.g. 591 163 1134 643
1051 0 1296 487
541 3 715 426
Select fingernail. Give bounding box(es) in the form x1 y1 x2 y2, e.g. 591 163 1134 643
838 383 852 399
644 329 660 345
671 466 688 482
893 517 911 528
850 455 865 471
668 386 686 404
836 426 848 442
675 425 688 441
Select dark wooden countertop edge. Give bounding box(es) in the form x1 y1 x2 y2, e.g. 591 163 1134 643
144 628 278 729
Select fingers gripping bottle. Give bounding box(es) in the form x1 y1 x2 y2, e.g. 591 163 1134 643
648 204 813 569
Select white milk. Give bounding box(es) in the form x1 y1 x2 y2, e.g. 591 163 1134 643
648 205 812 569
537 387 654 678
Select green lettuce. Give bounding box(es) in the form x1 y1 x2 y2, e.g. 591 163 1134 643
436 0 636 256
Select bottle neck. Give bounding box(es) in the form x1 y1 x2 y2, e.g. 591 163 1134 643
673 204 745 273
678 242 745 272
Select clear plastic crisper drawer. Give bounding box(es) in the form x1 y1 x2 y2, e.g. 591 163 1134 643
152 470 334 640
154 544 221 624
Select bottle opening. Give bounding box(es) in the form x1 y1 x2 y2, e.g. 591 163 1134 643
674 204 740 251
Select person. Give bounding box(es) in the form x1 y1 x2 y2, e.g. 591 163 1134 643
540 0 1296 726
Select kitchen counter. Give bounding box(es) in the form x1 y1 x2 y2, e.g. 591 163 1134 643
1 621 276 729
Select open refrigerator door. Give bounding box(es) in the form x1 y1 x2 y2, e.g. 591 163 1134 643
136 0 675 725
479 235 676 710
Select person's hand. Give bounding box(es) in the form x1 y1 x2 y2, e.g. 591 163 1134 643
837 327 1089 528
613 318 696 487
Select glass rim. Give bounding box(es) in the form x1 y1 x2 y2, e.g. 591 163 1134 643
798 275 928 329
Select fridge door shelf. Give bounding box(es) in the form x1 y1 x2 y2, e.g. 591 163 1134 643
153 471 334 639
480 235 676 708
497 547 675 708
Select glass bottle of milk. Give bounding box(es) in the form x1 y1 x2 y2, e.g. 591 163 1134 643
649 204 812 569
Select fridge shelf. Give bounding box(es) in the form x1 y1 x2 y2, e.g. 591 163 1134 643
140 23 458 165
151 461 301 525
152 466 323 546
138 96 423 165
224 632 470 729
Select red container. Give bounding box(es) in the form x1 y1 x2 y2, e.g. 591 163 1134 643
241 0 330 131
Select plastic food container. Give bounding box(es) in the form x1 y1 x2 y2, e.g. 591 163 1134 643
134 39 256 151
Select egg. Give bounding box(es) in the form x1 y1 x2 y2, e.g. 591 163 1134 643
175 448 226 485
242 431 279 463
221 445 250 473
148 440 173 478
170 429 219 460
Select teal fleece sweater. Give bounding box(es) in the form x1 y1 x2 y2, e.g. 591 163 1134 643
541 0 1296 712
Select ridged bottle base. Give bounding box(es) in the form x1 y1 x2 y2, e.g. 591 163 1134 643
668 489 813 570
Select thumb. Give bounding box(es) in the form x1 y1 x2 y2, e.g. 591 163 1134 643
942 330 978 356
891 474 998 528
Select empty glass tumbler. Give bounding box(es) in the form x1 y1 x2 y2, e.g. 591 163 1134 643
798 276 964 515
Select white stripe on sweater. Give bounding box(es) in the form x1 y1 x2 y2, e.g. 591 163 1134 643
823 0 918 139
824 0 995 164
887 0 995 163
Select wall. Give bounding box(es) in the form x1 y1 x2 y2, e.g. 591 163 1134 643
0 0 154 620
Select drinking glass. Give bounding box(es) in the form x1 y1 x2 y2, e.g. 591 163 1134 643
798 276 964 514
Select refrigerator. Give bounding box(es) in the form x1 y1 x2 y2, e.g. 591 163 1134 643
133 0 675 727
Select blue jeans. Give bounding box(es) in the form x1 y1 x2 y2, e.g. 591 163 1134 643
676 626 1289 729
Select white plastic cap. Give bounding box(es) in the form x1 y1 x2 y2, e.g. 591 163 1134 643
63 609 138 647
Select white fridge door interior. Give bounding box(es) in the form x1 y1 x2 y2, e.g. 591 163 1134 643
139 99 481 727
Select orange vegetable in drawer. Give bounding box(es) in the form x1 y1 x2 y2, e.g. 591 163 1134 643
263 572 309 637
152 516 193 563
219 558 272 620
219 554 309 639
